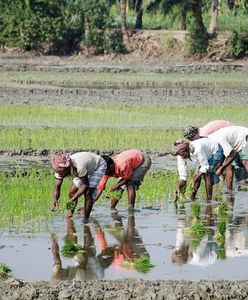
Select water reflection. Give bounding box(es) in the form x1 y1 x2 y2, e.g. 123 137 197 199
51 213 149 281
51 219 104 281
172 192 248 268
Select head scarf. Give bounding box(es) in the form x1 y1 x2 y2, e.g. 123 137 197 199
171 141 189 156
51 153 72 174
183 125 198 141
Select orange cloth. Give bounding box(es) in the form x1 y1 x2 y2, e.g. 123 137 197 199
97 149 143 191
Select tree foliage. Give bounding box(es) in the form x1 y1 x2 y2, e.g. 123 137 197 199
0 0 247 56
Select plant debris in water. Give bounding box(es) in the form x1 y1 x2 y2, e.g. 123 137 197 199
121 256 154 273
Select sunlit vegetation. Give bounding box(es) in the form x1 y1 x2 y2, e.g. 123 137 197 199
0 169 180 230
0 103 247 152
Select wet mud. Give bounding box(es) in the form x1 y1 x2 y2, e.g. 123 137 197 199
0 54 248 107
1 277 248 300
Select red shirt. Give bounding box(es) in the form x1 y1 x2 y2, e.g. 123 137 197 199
98 149 143 191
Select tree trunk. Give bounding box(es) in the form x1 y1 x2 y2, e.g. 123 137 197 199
191 0 207 34
181 9 187 30
120 0 127 38
134 0 143 29
208 0 218 35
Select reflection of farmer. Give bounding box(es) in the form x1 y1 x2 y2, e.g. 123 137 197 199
51 218 104 281
225 198 248 258
171 218 191 265
51 152 107 223
96 149 151 212
172 213 217 267
174 120 232 197
171 138 224 200
94 213 149 270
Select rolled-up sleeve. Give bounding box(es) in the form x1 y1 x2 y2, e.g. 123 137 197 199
177 155 187 180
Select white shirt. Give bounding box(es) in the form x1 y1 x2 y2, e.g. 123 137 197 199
208 126 248 157
177 138 219 179
55 152 100 179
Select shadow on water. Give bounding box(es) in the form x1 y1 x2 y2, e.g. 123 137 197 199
1 189 248 282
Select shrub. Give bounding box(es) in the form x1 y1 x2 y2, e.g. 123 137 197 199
184 19 208 54
104 29 125 54
227 31 248 58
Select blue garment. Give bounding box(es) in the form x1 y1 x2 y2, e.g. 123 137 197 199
208 144 223 185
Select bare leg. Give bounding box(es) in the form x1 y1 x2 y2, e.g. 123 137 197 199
110 189 124 210
84 188 94 220
204 174 213 200
225 165 234 190
190 177 201 201
241 160 248 173
127 184 136 209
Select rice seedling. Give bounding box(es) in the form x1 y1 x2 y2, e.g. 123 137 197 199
0 263 12 279
214 218 227 246
61 241 84 258
0 104 248 152
190 202 201 223
1 70 248 87
184 202 208 248
0 169 179 230
184 222 208 241
121 256 154 273
213 202 230 219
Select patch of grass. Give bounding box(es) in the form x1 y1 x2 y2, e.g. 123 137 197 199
0 263 12 279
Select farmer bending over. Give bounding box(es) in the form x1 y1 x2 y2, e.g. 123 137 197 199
209 126 248 179
96 149 152 212
172 138 224 200
175 120 233 196
51 151 107 223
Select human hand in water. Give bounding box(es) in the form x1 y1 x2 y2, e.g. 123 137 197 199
50 201 58 211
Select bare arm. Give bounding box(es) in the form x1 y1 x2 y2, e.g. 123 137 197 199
94 190 103 202
216 150 237 176
51 178 63 211
109 178 127 192
69 176 89 202
175 179 187 195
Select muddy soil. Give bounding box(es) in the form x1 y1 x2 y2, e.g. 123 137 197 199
0 53 248 107
1 277 248 300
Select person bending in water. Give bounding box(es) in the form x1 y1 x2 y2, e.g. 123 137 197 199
96 149 151 212
171 138 224 200
51 151 107 223
174 120 233 197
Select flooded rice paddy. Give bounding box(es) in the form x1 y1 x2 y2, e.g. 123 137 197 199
1 185 248 282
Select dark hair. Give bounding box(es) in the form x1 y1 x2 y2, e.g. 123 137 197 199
101 155 114 169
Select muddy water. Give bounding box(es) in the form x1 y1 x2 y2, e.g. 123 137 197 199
1 189 248 282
